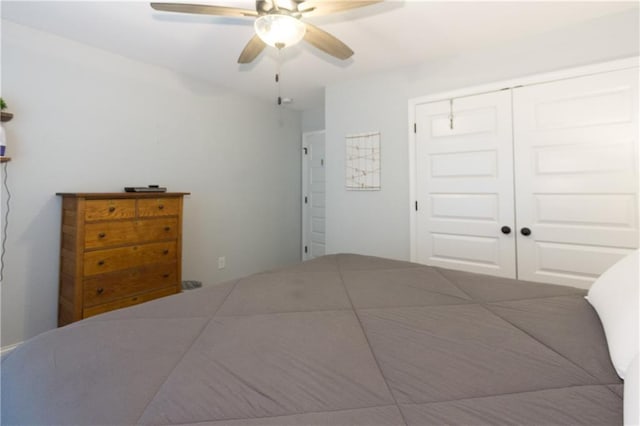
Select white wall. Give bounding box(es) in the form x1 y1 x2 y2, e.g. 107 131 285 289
325 72 410 259
325 9 639 260
302 105 325 133
0 21 302 347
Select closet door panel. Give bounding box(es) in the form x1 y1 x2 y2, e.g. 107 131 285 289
415 90 516 278
513 68 638 288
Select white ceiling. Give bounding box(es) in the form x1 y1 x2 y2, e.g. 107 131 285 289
2 1 638 110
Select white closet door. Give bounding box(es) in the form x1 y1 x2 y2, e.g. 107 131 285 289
513 68 639 288
302 131 326 260
415 90 516 277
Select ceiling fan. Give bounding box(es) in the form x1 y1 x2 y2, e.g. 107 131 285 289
150 0 382 64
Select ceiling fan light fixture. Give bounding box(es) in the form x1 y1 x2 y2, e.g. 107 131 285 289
254 14 306 49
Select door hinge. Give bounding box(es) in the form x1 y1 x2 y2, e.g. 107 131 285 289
320 158 324 166
304 196 308 204
304 246 308 254
415 200 418 211
303 147 308 155
413 123 417 133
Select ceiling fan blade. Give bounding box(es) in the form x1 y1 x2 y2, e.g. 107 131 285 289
150 3 258 17
299 0 382 17
238 34 267 64
303 23 353 60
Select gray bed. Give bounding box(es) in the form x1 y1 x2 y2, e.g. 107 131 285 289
1 254 622 425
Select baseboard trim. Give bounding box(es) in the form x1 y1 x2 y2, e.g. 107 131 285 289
1 342 21 358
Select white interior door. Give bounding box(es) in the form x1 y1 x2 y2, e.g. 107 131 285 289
302 131 326 260
513 68 639 288
415 90 516 278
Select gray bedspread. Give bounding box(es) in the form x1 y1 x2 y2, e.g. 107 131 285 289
1 254 622 425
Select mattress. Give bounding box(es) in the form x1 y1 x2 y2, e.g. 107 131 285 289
1 254 622 425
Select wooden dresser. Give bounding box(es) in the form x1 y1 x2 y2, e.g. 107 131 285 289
56 192 190 326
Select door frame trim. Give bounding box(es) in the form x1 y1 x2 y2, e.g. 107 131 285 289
408 57 639 262
302 130 326 261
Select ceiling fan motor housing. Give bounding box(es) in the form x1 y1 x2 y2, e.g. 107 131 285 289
257 0 302 15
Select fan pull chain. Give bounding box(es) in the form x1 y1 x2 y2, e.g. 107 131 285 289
449 99 454 130
276 45 282 106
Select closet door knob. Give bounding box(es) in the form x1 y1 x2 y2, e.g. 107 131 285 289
520 227 532 236
501 226 511 235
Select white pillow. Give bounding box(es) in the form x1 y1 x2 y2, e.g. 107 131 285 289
625 353 639 426
587 249 639 379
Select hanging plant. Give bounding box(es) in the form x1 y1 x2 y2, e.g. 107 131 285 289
0 98 13 123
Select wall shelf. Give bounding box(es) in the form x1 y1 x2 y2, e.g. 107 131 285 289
0 157 11 163
1 112 13 122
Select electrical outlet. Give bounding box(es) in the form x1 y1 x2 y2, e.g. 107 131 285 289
218 256 226 270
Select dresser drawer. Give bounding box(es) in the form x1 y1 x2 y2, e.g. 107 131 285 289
83 263 178 307
83 286 178 318
84 241 177 276
138 197 181 217
85 218 178 250
84 199 136 222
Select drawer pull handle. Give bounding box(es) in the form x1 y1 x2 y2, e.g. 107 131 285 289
132 297 138 302
162 273 170 278
98 260 105 266
109 206 116 213
98 232 106 239
163 249 169 255
164 226 171 232
158 205 164 210
96 288 104 295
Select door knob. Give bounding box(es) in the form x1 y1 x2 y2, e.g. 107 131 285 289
520 227 532 236
501 226 511 235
